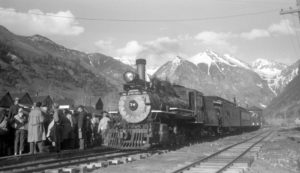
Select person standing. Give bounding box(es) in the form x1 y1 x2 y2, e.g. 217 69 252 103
77 106 87 150
0 108 8 156
9 98 20 121
52 103 62 152
91 113 100 146
27 102 44 154
13 108 27 155
61 109 73 149
98 111 111 145
8 98 20 155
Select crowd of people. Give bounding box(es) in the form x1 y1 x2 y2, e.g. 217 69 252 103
0 98 111 157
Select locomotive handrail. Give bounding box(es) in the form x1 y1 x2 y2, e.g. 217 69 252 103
169 107 194 113
108 111 118 114
151 110 176 114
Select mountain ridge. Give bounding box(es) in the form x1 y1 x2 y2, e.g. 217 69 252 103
0 25 133 110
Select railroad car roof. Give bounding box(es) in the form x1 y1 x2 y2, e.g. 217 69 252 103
172 84 204 95
248 106 263 111
205 96 236 105
238 106 250 112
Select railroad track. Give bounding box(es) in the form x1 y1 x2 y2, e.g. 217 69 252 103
0 147 115 167
171 130 272 173
0 148 166 173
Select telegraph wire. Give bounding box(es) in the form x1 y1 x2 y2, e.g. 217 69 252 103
0 8 279 22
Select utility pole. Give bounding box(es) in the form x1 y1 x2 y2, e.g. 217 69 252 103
280 0 300 23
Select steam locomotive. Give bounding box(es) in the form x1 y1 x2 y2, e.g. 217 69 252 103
105 59 262 149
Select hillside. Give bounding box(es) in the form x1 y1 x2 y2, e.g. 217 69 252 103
264 68 300 125
0 25 133 110
252 59 288 95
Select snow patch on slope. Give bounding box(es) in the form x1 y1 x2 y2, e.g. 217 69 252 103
252 58 286 79
223 54 251 69
147 66 159 75
170 56 183 74
114 56 135 66
189 51 228 75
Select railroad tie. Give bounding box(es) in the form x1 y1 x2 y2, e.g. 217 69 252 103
44 168 62 173
223 168 244 173
109 159 122 165
62 167 80 173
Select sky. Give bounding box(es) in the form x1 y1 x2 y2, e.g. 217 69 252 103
0 0 299 69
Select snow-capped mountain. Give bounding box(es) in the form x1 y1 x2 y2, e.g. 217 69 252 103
113 56 136 66
264 69 300 125
154 50 274 108
271 60 300 94
252 59 288 95
188 50 251 75
147 66 160 75
252 59 286 79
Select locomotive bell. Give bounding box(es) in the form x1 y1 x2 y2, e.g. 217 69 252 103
136 59 146 80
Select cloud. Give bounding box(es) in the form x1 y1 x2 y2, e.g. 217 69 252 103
116 37 184 67
117 40 144 56
268 19 295 35
240 19 295 40
94 39 114 54
195 31 234 45
195 31 237 53
240 29 270 40
142 37 181 55
0 7 84 36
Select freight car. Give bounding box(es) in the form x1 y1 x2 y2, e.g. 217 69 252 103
105 59 261 149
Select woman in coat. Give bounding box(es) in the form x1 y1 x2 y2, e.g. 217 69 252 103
27 102 44 154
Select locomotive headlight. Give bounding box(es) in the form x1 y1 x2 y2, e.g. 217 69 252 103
123 71 136 83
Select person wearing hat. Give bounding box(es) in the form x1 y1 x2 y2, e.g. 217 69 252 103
27 102 44 154
13 108 27 155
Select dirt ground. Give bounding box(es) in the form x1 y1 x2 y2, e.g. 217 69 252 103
247 127 300 173
89 128 300 173
92 129 266 173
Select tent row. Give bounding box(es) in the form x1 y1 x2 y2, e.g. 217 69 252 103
0 92 103 114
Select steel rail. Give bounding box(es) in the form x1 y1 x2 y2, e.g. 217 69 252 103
12 150 143 173
216 131 272 173
0 149 123 172
0 147 114 166
171 131 271 173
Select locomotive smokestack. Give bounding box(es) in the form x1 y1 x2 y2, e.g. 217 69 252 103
136 59 146 80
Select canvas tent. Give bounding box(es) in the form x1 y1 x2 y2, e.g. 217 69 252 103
0 92 13 108
11 92 33 107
